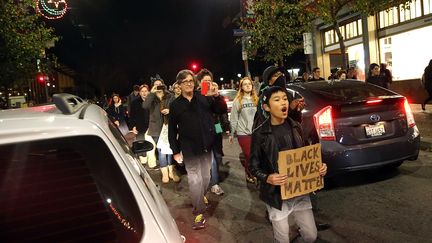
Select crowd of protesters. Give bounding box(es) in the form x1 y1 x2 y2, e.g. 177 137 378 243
103 64 408 241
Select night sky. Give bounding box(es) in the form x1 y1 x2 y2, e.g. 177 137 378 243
46 0 268 96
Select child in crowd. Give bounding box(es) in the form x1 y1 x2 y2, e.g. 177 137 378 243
249 86 327 243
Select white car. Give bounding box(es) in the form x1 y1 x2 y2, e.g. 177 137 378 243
0 93 185 242
218 89 237 120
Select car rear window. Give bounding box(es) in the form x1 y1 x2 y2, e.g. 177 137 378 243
219 90 237 100
0 136 143 242
305 82 395 101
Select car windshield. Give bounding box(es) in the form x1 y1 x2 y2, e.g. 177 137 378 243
219 90 237 100
304 81 396 101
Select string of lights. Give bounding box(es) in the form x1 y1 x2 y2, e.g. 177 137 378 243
35 0 68 20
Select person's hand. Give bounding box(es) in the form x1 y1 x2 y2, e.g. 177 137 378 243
150 85 159 93
319 163 327 176
132 127 138 134
290 97 305 111
206 85 219 97
114 120 120 126
161 108 169 115
266 173 288 186
174 153 183 164
228 135 234 144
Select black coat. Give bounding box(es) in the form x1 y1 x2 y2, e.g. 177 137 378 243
168 92 227 157
249 117 305 210
366 75 386 88
106 104 127 124
129 97 149 133
424 66 432 93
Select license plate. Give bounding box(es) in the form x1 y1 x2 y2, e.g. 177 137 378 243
365 124 385 137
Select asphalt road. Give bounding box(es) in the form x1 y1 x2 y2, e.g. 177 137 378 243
149 137 432 243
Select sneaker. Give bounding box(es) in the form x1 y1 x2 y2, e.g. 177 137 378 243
192 214 206 230
246 175 256 184
211 184 224 195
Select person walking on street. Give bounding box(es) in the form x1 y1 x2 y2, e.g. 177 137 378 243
129 84 150 164
209 81 230 195
127 85 140 117
253 65 305 130
422 59 432 111
366 63 386 88
229 76 258 184
380 63 393 89
168 69 227 230
249 86 327 243
196 68 228 196
106 93 129 135
144 75 180 183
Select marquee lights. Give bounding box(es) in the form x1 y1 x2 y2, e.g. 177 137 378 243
36 0 68 20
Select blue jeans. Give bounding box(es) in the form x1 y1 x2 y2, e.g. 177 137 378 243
152 135 172 167
210 151 220 186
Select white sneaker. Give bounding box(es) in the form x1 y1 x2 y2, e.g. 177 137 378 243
211 184 224 195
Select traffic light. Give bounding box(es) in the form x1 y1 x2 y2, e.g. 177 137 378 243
191 63 199 72
37 73 45 86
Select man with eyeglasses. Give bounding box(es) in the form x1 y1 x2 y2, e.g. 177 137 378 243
168 69 227 230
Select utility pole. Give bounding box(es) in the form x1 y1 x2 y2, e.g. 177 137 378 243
242 36 250 77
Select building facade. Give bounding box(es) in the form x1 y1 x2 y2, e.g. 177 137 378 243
312 0 432 103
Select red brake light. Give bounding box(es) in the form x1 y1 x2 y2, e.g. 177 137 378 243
403 98 415 128
366 99 383 104
313 106 335 141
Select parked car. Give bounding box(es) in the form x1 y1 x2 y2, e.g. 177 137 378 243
286 80 420 176
0 94 185 242
218 89 237 117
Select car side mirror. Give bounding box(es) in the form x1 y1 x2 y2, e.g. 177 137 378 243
132 140 154 154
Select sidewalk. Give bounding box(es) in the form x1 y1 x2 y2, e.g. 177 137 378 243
411 104 432 151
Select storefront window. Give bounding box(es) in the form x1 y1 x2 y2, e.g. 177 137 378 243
379 25 432 80
347 44 366 81
379 7 399 28
424 0 431 14
323 19 362 46
379 0 427 28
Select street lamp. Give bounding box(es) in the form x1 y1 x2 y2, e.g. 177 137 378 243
237 73 242 78
220 77 224 82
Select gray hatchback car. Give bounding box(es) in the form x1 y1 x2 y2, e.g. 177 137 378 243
286 80 420 176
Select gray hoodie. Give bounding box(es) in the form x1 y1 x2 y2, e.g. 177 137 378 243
230 95 257 136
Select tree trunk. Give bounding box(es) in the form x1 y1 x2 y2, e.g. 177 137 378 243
334 21 347 71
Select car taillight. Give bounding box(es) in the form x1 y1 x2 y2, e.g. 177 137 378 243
313 106 335 141
403 98 415 128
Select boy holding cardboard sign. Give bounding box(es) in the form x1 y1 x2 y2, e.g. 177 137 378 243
250 86 327 243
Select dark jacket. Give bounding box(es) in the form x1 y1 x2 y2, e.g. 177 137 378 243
249 117 305 210
143 92 174 137
168 91 227 157
366 75 386 88
129 97 149 133
127 92 139 116
424 65 432 92
106 104 127 124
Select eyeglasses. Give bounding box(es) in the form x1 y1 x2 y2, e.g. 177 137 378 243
180 79 194 85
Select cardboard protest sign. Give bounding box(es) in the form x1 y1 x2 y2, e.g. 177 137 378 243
278 143 324 200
